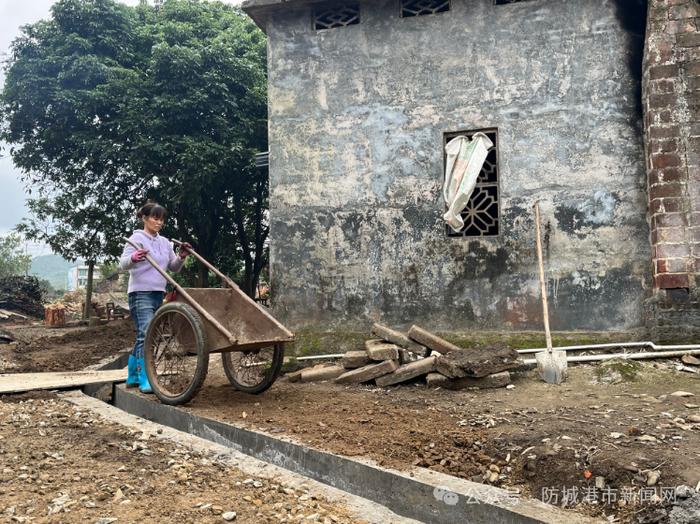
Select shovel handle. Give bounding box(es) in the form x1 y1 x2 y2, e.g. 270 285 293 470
534 203 553 353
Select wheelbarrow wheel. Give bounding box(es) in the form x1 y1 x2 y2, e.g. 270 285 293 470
144 302 209 405
221 343 284 394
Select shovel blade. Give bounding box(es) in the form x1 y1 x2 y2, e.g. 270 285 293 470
536 350 568 384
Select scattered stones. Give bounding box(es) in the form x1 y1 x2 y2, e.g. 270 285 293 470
670 391 695 397
637 435 658 443
681 355 700 366
222 511 237 521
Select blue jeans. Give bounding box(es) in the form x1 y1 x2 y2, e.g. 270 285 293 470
128 291 164 360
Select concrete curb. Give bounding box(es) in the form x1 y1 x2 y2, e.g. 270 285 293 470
113 386 598 524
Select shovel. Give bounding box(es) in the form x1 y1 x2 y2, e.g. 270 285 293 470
533 202 567 384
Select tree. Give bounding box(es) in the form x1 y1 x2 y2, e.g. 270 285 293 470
0 234 32 278
1 0 270 295
16 190 131 318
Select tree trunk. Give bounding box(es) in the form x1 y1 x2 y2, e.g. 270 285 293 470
83 261 95 320
196 264 208 288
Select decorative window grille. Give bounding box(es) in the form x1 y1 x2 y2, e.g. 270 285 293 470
401 0 450 17
314 3 360 30
444 129 499 237
494 0 532 5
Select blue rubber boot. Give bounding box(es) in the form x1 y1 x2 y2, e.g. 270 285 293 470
137 358 153 394
126 355 139 388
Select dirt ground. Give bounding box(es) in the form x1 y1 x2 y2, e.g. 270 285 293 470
2 322 700 523
0 392 364 524
0 320 133 373
178 359 700 523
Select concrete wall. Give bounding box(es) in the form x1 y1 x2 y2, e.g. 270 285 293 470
264 0 649 332
643 0 700 340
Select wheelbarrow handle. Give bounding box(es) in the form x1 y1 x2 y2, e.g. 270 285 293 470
172 239 239 291
122 237 237 345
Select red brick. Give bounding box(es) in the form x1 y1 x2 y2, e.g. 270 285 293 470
689 76 700 91
649 64 681 80
650 197 685 213
657 258 688 274
653 153 682 169
657 243 691 258
671 6 700 21
653 212 687 228
650 139 679 154
651 79 677 94
650 183 684 199
655 273 690 289
690 227 700 243
677 33 700 47
667 18 697 34
692 257 700 272
687 151 700 167
649 125 681 139
658 227 687 243
688 104 700 121
661 167 686 182
649 93 680 108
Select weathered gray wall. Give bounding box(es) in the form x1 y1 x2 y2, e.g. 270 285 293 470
265 0 650 332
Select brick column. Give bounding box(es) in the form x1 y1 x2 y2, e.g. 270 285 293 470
643 0 700 340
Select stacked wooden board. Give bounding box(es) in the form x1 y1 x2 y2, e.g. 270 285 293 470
292 323 522 390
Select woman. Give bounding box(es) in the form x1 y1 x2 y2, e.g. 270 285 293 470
119 202 191 393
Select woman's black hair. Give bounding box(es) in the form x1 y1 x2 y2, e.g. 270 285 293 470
137 201 167 220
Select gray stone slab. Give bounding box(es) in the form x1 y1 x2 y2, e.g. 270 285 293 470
375 356 437 387
341 350 371 369
408 326 462 355
301 365 345 383
371 323 430 357
365 339 400 361
335 360 398 384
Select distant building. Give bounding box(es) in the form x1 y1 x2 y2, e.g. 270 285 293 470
67 265 102 291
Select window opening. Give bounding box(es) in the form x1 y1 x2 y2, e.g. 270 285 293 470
314 3 360 30
401 0 450 17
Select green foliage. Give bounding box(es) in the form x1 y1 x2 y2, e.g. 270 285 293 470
0 234 32 278
1 0 269 293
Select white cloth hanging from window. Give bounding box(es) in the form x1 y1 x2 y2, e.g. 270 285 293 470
442 132 494 232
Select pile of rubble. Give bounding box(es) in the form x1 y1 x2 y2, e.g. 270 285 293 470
0 276 45 318
291 323 522 390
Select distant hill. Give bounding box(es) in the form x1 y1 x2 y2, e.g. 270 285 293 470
29 254 81 291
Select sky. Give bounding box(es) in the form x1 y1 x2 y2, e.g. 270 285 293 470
0 0 242 255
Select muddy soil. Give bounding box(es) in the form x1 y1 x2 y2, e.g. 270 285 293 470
0 393 362 523
177 360 700 523
0 320 133 373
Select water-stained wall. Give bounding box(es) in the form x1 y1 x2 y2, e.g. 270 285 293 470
258 0 650 331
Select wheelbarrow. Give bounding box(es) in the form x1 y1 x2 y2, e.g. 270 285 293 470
123 237 294 405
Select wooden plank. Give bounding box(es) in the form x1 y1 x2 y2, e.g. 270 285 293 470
0 370 126 394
